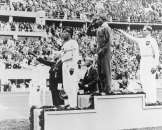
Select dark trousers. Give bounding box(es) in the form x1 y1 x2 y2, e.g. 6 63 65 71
50 86 64 106
97 55 111 94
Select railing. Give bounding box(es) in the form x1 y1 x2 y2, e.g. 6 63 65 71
0 31 46 37
0 10 162 26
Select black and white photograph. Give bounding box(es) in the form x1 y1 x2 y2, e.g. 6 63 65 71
1 0 162 130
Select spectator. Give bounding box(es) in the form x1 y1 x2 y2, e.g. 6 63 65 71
78 58 98 94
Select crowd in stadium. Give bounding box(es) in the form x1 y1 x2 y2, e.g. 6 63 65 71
0 0 162 93
0 2 162 127
0 21 44 32
1 0 162 23
0 25 162 80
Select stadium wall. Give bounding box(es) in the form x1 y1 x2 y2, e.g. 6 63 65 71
1 65 49 81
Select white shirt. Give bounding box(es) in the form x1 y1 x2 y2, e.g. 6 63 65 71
62 39 79 63
123 32 159 66
135 35 159 66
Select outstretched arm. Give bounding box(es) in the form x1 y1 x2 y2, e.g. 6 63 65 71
118 29 140 43
28 51 55 67
37 57 55 67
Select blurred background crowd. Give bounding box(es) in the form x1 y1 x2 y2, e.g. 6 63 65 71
0 0 162 84
0 21 44 32
1 0 162 22
1 26 162 80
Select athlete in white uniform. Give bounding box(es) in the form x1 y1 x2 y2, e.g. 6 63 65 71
61 27 79 108
118 26 159 103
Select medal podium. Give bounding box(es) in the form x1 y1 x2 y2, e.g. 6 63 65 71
34 94 162 130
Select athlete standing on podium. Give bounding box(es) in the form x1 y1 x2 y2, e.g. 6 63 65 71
61 27 79 108
87 16 112 94
118 26 159 104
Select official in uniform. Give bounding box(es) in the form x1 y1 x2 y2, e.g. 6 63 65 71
37 57 64 106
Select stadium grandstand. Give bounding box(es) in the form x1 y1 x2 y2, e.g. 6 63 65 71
1 1 162 130
0 0 162 91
